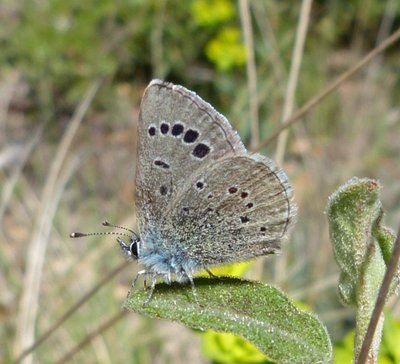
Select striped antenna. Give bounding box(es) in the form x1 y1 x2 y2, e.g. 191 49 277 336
70 221 139 240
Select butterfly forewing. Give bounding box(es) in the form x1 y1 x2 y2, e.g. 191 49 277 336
136 80 245 230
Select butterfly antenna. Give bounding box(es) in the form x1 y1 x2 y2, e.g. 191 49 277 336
70 231 131 239
102 220 136 234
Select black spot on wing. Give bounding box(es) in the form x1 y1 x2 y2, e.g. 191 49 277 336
192 143 210 159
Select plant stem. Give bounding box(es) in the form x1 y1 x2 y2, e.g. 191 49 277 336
356 226 400 364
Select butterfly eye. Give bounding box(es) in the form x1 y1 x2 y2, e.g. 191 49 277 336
130 242 138 258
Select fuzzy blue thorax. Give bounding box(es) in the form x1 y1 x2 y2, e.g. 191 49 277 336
137 229 198 281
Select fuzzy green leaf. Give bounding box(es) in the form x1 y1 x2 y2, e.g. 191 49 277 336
372 212 399 293
124 277 332 364
327 177 398 361
326 177 382 305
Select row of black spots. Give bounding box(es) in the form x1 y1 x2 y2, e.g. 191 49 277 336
148 122 199 141
148 123 210 159
228 186 249 196
227 186 254 210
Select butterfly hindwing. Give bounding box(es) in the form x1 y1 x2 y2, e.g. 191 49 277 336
162 154 296 268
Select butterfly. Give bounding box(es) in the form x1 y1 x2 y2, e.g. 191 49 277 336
116 80 296 303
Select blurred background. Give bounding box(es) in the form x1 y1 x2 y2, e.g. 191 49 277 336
1 0 400 363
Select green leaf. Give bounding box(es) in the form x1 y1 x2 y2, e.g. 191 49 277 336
326 177 398 361
372 211 399 294
326 177 382 305
124 277 332 364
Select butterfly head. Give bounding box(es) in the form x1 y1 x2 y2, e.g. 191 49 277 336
70 220 141 260
117 235 140 260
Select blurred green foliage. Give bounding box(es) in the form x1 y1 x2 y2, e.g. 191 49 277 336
202 331 272 364
191 0 235 26
3 3 393 94
2 1 400 363
1 0 247 108
2 0 399 137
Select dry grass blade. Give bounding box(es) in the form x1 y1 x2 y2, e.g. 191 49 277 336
13 78 103 364
257 27 400 150
356 226 400 364
239 0 259 151
273 0 312 286
54 310 127 364
13 154 80 362
274 0 312 165
12 261 130 364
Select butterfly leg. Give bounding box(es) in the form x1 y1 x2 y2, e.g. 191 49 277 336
163 272 172 284
205 268 217 278
127 269 147 297
183 272 199 304
144 273 158 304
132 270 147 290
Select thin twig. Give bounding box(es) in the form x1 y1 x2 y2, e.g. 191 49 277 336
55 310 128 364
239 0 259 151
274 0 312 286
356 226 400 364
256 27 400 150
151 0 167 78
274 0 312 165
12 258 130 363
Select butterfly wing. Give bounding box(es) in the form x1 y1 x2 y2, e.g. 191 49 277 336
162 154 296 269
136 80 246 231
